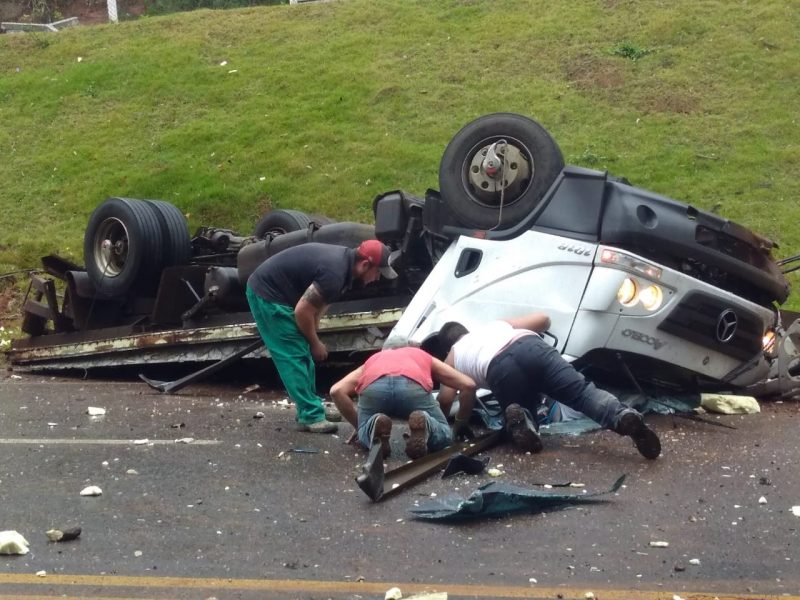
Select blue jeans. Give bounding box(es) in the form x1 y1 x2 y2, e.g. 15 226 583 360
357 376 452 452
486 336 628 429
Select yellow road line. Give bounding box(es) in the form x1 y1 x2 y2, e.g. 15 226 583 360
0 573 795 600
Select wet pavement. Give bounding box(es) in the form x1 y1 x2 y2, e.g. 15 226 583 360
0 372 799 600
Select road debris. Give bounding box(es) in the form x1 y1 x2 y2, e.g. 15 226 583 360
36 570 46 577
759 496 767 504
791 506 800 517
175 437 194 444
700 393 760 414
243 384 260 393
385 587 403 600
86 406 106 416
649 541 669 547
410 475 625 521
0 531 30 554
80 485 103 496
689 558 701 565
46 527 81 542
133 439 149 445
487 468 504 477
254 411 265 419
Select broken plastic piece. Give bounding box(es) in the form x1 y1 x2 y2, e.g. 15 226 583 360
0 531 30 555
700 393 760 414
441 453 489 479
80 485 102 496
86 406 106 416
385 587 402 600
46 527 82 542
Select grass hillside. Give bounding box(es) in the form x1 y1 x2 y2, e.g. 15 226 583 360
1 0 798 310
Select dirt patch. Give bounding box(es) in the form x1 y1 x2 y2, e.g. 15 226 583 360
637 90 700 115
563 53 625 93
0 282 22 320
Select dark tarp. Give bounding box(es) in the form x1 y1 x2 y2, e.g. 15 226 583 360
409 475 626 522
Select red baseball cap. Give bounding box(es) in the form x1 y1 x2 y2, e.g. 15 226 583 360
357 239 398 279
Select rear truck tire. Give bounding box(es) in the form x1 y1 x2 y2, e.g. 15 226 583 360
438 113 565 229
84 197 165 297
143 200 192 268
253 209 312 238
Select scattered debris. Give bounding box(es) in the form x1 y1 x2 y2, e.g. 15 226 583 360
126 469 139 475
441 453 489 479
791 506 800 517
585 593 595 600
0 531 29 555
86 406 106 416
700 393 760 414
134 550 143 557
243 384 260 393
385 587 403 600
175 438 194 444
46 527 81 542
133 439 149 445
689 558 701 565
254 412 265 419
674 562 686 572
409 476 625 521
288 447 319 454
36 570 47 577
170 422 185 429
487 468 504 477
649 541 669 547
80 485 103 496
759 496 767 504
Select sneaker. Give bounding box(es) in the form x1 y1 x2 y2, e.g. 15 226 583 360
615 410 661 460
405 410 429 460
371 413 393 459
324 403 342 422
296 419 338 434
504 403 543 453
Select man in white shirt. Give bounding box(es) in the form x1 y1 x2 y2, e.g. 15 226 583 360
436 312 661 460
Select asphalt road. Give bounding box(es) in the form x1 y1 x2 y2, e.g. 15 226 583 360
0 372 798 600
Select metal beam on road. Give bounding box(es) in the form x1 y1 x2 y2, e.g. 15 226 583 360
0 574 796 600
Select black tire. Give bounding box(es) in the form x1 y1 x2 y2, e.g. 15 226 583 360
83 197 165 297
308 213 336 226
439 113 564 229
253 209 313 239
144 200 192 268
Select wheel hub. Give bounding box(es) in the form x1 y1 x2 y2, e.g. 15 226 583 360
94 217 129 277
467 140 532 206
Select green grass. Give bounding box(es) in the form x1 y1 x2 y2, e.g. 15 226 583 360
1 0 799 309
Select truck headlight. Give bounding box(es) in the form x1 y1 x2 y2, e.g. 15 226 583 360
639 284 664 311
617 278 638 306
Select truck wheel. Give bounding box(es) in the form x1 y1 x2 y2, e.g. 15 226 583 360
253 209 313 238
144 200 191 268
439 113 564 229
84 197 165 297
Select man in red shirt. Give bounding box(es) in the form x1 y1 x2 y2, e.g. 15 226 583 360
330 347 477 459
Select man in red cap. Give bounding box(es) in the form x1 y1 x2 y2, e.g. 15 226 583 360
247 240 397 433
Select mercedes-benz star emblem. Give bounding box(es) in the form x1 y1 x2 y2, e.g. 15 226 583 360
716 309 738 343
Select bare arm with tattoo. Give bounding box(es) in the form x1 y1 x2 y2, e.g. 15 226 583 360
295 283 329 361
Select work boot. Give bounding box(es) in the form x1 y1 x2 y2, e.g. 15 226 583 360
296 419 338 434
371 413 393 459
504 403 543 453
615 410 661 460
405 410 430 460
324 403 342 422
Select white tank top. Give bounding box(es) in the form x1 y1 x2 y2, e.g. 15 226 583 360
452 321 536 387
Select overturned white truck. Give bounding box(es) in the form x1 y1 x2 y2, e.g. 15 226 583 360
9 114 800 399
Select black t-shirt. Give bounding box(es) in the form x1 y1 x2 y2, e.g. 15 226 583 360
247 243 355 307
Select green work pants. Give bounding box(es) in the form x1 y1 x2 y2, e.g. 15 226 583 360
246 287 325 425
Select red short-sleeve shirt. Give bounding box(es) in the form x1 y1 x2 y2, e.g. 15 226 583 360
355 347 434 394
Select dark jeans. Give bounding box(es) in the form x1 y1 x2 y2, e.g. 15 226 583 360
485 335 627 429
